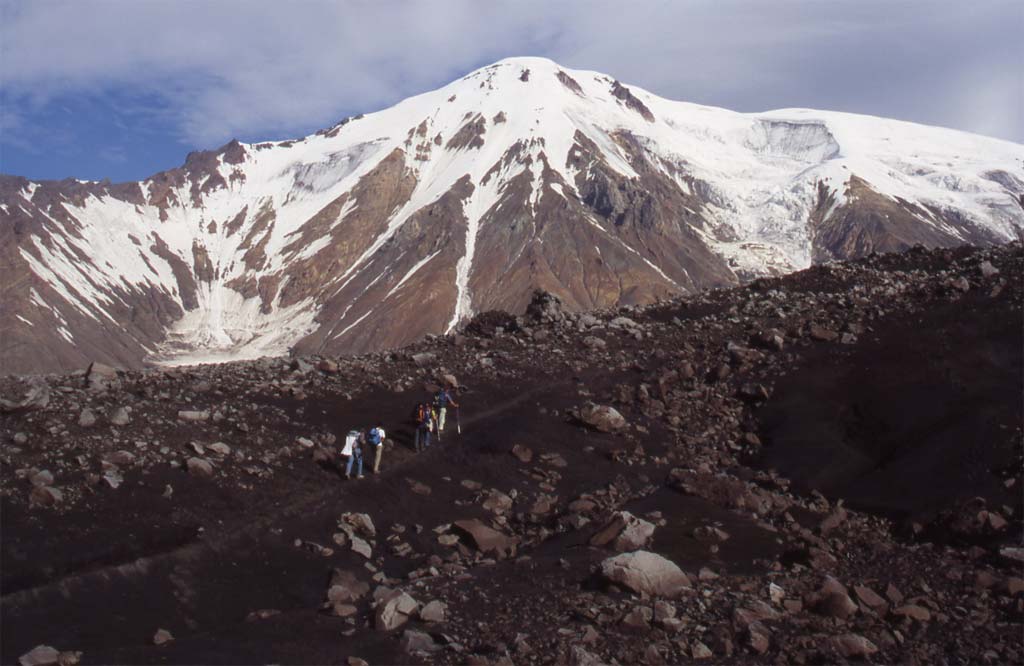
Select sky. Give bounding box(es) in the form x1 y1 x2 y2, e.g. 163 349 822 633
1 0 1021 183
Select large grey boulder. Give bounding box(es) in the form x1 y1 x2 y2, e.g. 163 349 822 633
600 551 691 597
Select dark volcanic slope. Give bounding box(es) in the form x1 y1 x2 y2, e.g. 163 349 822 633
1 244 1022 665
759 282 1021 520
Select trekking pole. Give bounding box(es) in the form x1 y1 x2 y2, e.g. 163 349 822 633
456 407 461 435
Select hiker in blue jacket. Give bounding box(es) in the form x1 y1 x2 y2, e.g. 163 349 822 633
367 423 386 474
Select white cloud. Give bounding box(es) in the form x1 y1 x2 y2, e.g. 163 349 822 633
1 0 1021 149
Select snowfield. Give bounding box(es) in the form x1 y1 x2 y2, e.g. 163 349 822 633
6 57 1023 368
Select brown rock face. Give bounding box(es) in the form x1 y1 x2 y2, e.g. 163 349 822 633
810 177 1002 263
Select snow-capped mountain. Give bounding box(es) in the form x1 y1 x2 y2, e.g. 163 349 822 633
2 57 1022 374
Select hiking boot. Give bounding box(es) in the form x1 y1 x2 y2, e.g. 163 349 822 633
357 474 364 479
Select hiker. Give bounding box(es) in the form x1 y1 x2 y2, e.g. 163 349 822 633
342 428 364 479
433 385 459 439
414 403 435 452
367 423 386 474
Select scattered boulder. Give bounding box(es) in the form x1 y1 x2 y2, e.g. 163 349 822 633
78 409 97 428
402 629 439 654
109 407 131 426
830 633 878 658
621 605 653 630
979 260 999 278
525 289 565 322
1 377 50 413
178 410 211 422
511 444 533 463
600 551 691 597
104 450 135 466
819 507 847 533
893 604 931 622
18 645 67 666
590 511 655 551
317 358 339 374
340 512 377 538
419 600 447 623
690 641 713 659
29 486 63 508
326 569 370 612
208 442 231 456
453 519 519 558
411 352 437 367
102 470 123 489
375 589 418 631
28 469 54 487
575 402 627 432
153 629 173 646
808 577 858 620
482 489 513 514
16 647 80 666
808 324 839 342
350 536 372 559
246 609 282 622
186 457 214 477
570 646 602 666
85 362 120 390
853 584 888 614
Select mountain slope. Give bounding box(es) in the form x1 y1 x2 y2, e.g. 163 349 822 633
2 57 1022 374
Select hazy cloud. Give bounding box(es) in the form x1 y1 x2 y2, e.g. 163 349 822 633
1 0 1020 161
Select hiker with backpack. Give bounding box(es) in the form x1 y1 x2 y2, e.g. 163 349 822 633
367 423 386 474
342 428 365 479
433 385 459 440
414 403 435 452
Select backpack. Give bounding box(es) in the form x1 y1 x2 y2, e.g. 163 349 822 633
342 430 360 456
416 404 430 424
367 427 382 446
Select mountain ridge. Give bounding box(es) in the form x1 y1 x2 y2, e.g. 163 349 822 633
2 56 1022 374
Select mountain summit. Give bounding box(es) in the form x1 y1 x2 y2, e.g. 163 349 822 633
2 57 1022 373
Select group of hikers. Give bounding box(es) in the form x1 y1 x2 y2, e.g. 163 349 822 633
339 384 459 480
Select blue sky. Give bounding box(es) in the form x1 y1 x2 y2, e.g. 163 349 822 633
2 0 1021 183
